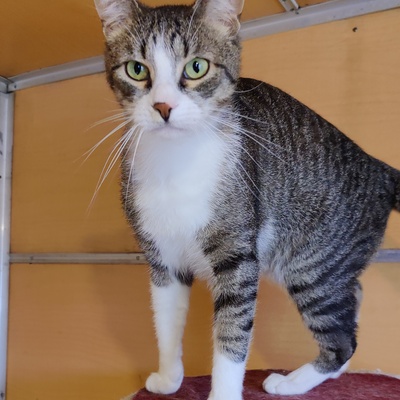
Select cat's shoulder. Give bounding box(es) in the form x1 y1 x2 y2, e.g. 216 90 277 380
237 77 273 92
235 77 296 107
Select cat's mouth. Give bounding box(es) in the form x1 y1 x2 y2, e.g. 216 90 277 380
150 122 188 139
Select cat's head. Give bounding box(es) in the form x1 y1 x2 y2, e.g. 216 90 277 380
95 0 244 138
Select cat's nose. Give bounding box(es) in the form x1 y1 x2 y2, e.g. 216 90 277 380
153 102 172 122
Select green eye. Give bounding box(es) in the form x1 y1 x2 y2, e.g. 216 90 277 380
125 61 149 81
183 58 210 80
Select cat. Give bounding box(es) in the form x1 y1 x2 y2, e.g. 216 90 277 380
94 0 400 398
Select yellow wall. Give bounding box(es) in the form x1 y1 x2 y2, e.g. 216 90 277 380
7 9 400 400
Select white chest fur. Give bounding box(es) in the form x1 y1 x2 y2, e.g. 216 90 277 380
131 130 228 273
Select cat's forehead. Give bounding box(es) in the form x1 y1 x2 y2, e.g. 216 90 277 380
131 7 199 60
138 33 193 65
133 6 193 40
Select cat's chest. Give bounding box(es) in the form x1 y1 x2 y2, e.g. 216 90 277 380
132 132 229 243
135 171 213 237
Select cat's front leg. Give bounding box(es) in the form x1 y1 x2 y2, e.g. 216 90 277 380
208 254 259 400
146 276 191 395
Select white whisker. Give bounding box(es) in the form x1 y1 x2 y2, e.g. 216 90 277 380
219 108 269 126
233 82 264 94
88 111 130 129
188 9 205 46
79 118 131 166
240 130 287 165
203 120 261 200
187 1 201 39
124 128 144 209
209 113 287 165
87 126 136 213
214 108 286 151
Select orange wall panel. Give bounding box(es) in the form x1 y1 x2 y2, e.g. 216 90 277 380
12 75 139 253
7 264 400 400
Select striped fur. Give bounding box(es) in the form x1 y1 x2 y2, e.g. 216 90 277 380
94 0 400 398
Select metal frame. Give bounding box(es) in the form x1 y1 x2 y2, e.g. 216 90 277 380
9 253 147 265
279 0 300 13
0 91 14 400
242 0 400 40
0 79 9 95
0 1 400 398
7 250 400 265
6 56 105 93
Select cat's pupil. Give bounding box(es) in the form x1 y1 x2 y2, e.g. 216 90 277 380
192 61 200 73
134 62 142 75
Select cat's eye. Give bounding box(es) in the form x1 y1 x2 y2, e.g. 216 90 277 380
183 58 210 80
125 61 150 81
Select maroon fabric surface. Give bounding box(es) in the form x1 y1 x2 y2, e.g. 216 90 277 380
132 370 400 400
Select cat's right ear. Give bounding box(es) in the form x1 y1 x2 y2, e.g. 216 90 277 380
196 0 244 37
94 0 136 38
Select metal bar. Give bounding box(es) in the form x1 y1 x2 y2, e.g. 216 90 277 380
0 91 14 400
240 0 400 40
373 249 400 263
290 0 300 11
8 249 400 265
279 0 294 12
279 0 300 13
8 56 105 92
5 0 400 92
9 253 147 265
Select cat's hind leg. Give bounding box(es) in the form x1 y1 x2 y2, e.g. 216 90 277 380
264 277 362 395
145 274 192 395
263 361 350 395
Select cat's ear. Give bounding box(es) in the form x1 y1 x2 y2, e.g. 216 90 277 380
94 0 138 37
196 0 244 36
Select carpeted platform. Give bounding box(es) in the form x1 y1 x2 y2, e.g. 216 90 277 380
128 370 400 400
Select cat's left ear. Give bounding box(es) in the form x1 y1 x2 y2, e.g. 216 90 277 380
94 0 138 38
197 0 244 36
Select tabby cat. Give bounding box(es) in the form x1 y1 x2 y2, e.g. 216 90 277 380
94 0 400 398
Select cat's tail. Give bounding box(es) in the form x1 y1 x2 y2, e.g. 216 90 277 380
393 168 400 212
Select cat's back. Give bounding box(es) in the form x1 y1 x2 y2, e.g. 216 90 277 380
235 77 353 147
233 77 397 234
234 77 394 190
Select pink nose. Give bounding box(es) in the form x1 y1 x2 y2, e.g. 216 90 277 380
153 102 172 122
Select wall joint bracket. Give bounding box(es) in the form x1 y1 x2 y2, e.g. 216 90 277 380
0 77 14 94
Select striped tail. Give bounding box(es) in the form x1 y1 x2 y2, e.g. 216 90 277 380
394 169 400 212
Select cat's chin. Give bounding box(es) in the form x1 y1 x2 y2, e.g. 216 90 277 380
149 124 194 139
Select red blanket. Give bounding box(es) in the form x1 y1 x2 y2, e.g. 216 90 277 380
131 370 400 400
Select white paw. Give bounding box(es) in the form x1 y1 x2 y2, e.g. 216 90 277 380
145 370 183 395
263 373 288 394
207 391 242 400
208 351 245 400
263 363 342 395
